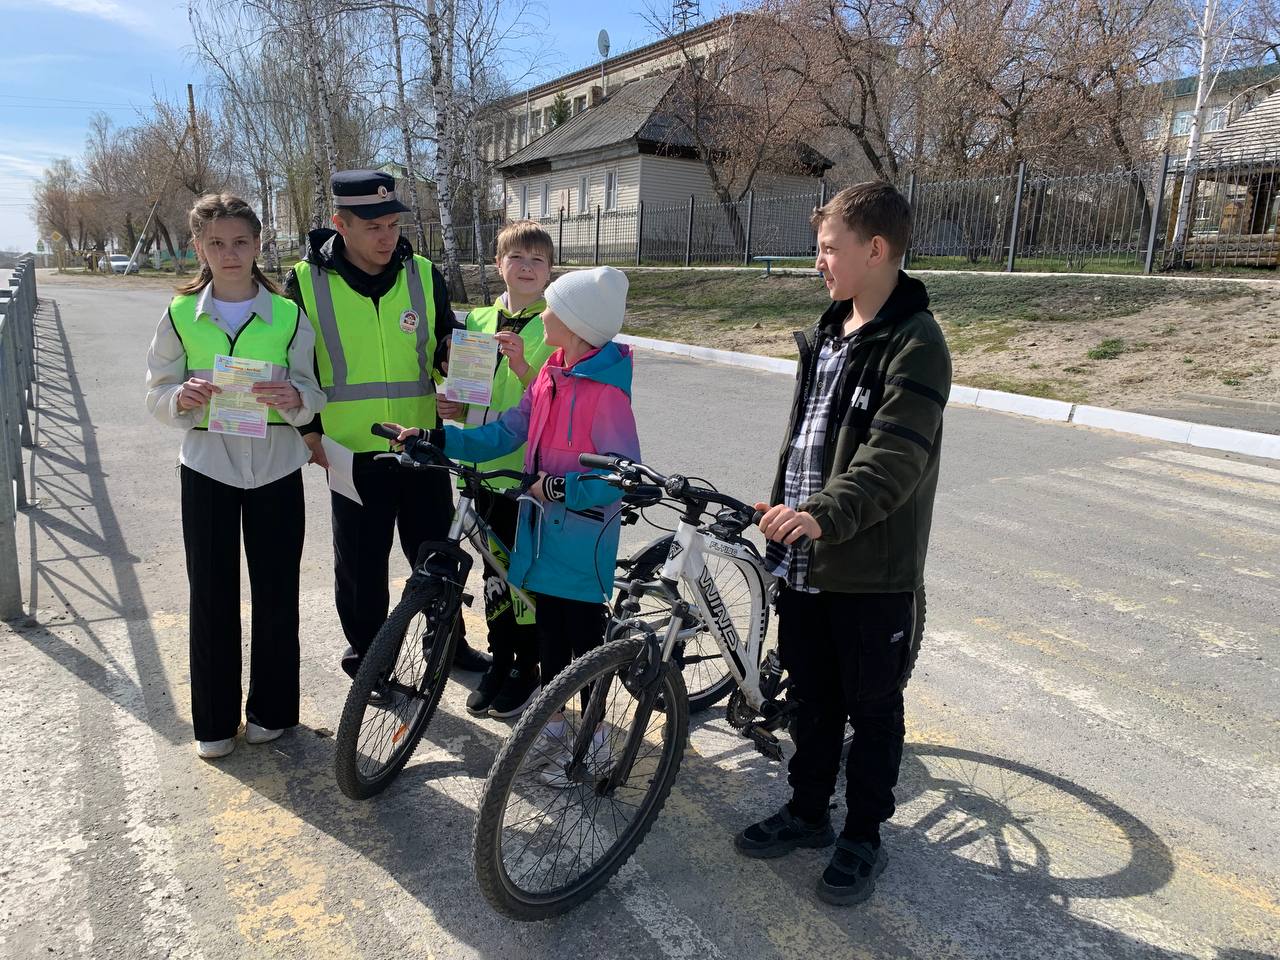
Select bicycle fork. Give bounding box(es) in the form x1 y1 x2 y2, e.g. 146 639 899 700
567 611 679 795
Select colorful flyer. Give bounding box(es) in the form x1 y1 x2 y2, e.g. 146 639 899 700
443 330 499 407
208 354 271 439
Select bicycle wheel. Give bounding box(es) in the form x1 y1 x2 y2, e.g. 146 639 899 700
473 635 689 920
617 536 756 713
334 578 460 800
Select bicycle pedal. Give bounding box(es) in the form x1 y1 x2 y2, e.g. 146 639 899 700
744 723 783 762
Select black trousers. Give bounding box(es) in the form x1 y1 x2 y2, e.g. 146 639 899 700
533 593 606 688
778 587 915 843
331 452 453 658
180 466 304 741
475 488 538 670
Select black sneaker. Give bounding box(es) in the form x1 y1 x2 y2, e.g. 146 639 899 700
816 838 888 906
487 666 540 719
340 645 362 680
466 664 509 716
452 638 493 673
734 805 835 859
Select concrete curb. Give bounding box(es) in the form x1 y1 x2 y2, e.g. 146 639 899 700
614 333 1280 461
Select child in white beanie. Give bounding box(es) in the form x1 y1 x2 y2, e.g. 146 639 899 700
392 266 640 785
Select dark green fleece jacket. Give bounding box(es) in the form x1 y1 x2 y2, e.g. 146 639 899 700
771 272 952 593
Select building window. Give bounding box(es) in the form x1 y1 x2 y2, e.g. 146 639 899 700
1171 110 1194 137
519 183 528 218
605 170 618 211
573 95 587 115
578 175 588 214
540 181 550 218
1142 118 1163 141
1205 105 1229 132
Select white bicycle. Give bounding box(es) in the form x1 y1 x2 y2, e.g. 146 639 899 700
472 452 927 919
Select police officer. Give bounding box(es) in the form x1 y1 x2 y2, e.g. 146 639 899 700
286 170 491 678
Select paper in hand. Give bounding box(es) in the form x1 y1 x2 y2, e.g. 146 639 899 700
321 436 362 505
443 330 499 407
208 354 271 438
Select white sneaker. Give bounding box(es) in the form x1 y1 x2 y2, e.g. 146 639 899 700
540 730 612 789
245 723 283 745
196 737 235 759
525 719 570 771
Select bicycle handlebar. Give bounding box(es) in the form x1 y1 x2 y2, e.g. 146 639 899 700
369 424 527 488
580 452 810 549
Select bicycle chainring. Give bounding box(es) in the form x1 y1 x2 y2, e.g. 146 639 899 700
725 688 759 731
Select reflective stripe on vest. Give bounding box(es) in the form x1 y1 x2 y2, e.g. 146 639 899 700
294 253 438 453
308 256 433 404
168 293 298 429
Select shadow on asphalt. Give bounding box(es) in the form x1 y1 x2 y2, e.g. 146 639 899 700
205 683 1251 960
13 298 183 740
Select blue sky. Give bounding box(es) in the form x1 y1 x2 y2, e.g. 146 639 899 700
0 0 706 251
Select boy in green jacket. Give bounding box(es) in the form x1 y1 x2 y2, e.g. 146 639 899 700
438 221 556 719
740 183 952 906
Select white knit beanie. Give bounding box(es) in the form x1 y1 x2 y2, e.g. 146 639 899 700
544 266 629 347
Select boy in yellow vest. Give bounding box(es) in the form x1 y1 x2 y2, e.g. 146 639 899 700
437 221 555 718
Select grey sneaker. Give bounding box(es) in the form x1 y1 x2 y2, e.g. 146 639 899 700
539 730 612 789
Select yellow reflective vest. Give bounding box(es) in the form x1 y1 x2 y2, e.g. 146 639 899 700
293 254 438 453
169 292 298 429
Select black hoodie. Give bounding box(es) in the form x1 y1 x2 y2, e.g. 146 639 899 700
284 229 458 436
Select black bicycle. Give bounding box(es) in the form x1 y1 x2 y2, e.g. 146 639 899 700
334 426 663 801
333 424 536 800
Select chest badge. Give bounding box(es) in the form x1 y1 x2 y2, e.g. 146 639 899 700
400 309 419 333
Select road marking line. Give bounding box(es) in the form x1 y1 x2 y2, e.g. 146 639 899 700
1110 456 1280 500
1147 449 1280 485
1060 467 1280 530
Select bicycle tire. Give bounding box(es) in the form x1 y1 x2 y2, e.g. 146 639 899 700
333 579 459 800
473 635 689 921
617 535 756 713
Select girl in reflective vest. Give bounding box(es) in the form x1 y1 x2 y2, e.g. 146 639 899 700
145 193 326 760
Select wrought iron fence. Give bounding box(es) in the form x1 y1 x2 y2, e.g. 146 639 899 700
422 148 1280 276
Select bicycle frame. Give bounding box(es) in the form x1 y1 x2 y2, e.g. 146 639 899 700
636 517 775 711
431 489 537 617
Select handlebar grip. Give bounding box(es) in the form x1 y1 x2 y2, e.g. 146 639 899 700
370 422 401 441
579 453 619 470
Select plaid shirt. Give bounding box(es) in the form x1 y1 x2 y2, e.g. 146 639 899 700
766 334 850 591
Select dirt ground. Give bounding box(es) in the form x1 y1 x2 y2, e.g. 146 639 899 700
43 266 1280 407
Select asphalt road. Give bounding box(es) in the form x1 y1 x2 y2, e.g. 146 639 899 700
1 279 1277 960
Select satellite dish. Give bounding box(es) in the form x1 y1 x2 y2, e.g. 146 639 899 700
598 29 610 58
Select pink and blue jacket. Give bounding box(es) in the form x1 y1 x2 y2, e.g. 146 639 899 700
442 342 641 602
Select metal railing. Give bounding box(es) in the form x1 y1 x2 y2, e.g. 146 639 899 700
419 149 1279 276
1 256 37 619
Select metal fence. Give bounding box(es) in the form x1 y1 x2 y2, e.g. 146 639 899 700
422 149 1280 275
1 256 38 619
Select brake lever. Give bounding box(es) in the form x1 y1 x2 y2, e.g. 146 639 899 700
373 451 417 468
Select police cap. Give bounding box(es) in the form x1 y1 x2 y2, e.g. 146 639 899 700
331 169 412 220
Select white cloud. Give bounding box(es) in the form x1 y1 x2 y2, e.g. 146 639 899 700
42 0 149 31
1 0 189 39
